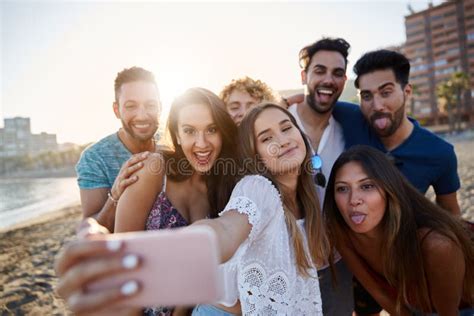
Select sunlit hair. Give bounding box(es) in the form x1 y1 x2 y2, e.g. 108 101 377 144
163 87 239 217
114 66 158 103
299 37 351 72
324 145 474 313
238 102 332 276
219 77 278 106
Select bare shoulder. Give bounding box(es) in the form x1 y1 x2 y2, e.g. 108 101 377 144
141 153 165 176
133 153 165 187
418 229 461 260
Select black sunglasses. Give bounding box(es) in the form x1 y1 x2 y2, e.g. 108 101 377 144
311 154 326 188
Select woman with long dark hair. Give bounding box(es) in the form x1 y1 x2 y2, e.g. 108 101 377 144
324 145 474 315
115 87 238 232
114 87 239 315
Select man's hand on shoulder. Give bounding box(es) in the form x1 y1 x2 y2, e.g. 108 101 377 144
80 151 151 232
110 151 151 201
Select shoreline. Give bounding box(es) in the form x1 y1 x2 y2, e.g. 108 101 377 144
0 203 81 234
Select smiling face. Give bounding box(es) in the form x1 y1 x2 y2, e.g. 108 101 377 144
176 103 223 174
254 108 306 176
226 89 260 126
334 161 386 237
302 50 347 114
114 80 160 142
358 69 411 138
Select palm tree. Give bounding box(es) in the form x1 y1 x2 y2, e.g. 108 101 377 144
436 72 470 133
450 72 470 131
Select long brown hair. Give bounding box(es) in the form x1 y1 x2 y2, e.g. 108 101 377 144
162 87 239 217
324 145 474 312
238 102 331 276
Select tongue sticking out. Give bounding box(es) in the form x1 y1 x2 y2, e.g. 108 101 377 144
350 214 366 225
318 93 332 104
374 117 389 130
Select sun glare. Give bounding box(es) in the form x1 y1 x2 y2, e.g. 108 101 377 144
152 68 190 137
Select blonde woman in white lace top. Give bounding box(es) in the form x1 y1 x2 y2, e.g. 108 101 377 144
192 103 332 315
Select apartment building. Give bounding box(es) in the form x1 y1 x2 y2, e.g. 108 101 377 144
404 0 474 123
0 117 57 157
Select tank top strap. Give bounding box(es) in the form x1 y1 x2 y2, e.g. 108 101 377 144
162 174 167 193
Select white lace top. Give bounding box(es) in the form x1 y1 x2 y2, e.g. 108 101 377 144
217 175 323 315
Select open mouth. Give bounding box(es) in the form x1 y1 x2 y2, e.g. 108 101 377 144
373 117 391 130
349 212 366 225
132 122 152 131
193 151 212 165
316 88 335 103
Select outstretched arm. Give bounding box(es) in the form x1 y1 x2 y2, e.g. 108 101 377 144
193 210 252 263
115 154 164 232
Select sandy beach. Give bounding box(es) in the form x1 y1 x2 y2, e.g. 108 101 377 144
1 138 473 315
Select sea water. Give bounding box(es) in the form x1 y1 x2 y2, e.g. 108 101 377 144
0 177 80 230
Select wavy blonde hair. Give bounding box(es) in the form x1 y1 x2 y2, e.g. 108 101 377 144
219 77 278 105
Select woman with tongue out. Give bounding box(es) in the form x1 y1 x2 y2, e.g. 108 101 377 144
324 145 474 316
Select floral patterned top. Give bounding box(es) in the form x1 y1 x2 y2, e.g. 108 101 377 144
146 175 188 230
144 175 189 316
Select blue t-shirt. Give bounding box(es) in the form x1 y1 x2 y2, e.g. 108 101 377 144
76 133 132 189
332 103 460 195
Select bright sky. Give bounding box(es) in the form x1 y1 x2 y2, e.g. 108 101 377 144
1 0 442 144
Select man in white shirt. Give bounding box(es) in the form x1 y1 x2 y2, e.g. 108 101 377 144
287 37 355 316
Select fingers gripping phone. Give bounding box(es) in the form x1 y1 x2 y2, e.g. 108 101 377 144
87 226 221 307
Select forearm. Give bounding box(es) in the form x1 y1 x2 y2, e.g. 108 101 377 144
80 188 117 233
192 219 233 263
91 198 117 233
193 213 250 264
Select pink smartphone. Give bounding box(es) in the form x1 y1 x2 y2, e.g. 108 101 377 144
87 226 221 307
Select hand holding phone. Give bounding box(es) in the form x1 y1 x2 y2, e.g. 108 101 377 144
87 226 221 307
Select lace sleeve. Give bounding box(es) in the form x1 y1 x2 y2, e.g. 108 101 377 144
219 175 282 241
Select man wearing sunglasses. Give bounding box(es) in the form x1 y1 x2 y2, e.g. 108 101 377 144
286 37 357 316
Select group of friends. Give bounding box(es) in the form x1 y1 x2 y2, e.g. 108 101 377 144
54 37 474 316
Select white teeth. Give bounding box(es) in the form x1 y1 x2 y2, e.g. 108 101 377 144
317 89 333 95
195 152 210 157
134 124 150 128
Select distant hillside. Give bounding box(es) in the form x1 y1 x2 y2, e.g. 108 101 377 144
279 79 358 104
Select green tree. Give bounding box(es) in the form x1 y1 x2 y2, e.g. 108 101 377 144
436 72 470 133
409 84 419 117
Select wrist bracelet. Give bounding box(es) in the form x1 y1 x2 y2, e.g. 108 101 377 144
108 191 119 205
